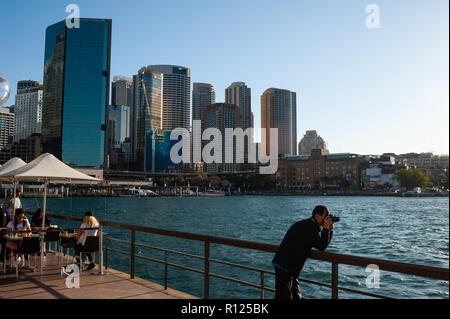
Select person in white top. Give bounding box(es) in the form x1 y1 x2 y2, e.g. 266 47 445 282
5 191 23 225
6 209 32 252
13 191 22 211
75 211 99 271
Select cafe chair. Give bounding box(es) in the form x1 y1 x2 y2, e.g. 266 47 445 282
79 236 99 275
3 247 12 274
59 235 77 266
16 236 41 276
44 228 61 254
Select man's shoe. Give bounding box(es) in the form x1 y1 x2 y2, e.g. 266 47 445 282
86 262 96 271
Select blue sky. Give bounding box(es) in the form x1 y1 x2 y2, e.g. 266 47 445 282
1 0 448 155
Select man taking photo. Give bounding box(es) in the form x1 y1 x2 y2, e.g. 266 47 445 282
272 205 335 299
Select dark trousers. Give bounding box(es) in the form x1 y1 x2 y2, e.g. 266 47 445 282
0 237 7 261
274 268 302 299
74 244 93 263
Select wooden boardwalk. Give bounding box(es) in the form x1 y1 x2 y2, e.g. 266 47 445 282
0 254 197 299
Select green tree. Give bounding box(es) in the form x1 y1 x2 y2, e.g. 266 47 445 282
394 168 433 190
198 171 208 181
439 170 449 188
175 174 185 186
208 175 222 188
221 179 231 189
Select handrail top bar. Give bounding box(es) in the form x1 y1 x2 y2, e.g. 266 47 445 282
1 227 100 234
46 213 449 281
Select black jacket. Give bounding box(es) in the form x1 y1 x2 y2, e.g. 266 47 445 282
31 215 51 228
272 217 332 277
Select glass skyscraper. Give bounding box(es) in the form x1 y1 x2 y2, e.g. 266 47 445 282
147 65 191 131
108 104 130 149
225 82 251 131
112 75 133 107
145 130 181 172
225 82 252 169
204 103 241 173
135 67 163 170
192 82 215 125
42 18 112 168
261 88 297 157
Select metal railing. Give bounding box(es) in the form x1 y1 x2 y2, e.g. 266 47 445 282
46 213 449 299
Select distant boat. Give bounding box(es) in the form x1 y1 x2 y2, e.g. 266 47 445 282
199 189 231 196
127 188 159 197
404 187 422 195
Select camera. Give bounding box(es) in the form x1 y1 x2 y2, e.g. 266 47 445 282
328 214 340 223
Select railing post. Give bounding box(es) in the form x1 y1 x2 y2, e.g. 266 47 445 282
93 226 108 276
260 271 264 299
98 226 104 274
204 241 210 299
331 262 339 299
130 230 135 279
164 251 168 290
104 237 108 270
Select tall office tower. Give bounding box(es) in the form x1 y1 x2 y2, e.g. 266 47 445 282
298 130 329 155
147 65 191 131
225 82 252 168
0 106 14 150
225 82 251 130
145 131 181 172
42 18 111 168
13 81 43 143
261 88 297 157
192 82 215 124
109 76 132 168
112 75 133 107
192 82 215 164
17 80 42 91
203 103 241 173
131 74 139 164
135 67 163 170
108 105 131 149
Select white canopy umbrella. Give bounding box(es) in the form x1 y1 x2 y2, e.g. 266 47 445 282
4 153 101 225
0 157 27 176
0 157 27 213
2 153 102 272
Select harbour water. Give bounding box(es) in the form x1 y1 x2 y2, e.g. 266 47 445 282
23 195 449 299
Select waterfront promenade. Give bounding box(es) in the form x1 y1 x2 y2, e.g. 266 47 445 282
0 254 196 299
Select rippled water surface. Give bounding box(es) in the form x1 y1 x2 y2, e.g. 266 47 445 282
23 196 449 299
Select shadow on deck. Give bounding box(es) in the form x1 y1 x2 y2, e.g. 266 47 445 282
0 254 197 299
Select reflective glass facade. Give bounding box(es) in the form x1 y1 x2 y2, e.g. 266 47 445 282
261 88 297 156
145 130 181 172
42 19 111 167
204 103 240 173
147 65 191 131
135 68 163 170
192 82 215 128
108 104 130 149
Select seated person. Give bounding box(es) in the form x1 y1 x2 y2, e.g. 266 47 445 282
1 190 13 226
6 209 32 252
31 208 51 229
75 211 99 271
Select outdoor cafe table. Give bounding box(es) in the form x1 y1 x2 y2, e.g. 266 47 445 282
60 233 76 238
32 225 59 231
3 233 40 242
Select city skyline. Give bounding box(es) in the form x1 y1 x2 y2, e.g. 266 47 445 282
1 0 448 156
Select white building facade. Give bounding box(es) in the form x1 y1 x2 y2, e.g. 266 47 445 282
13 85 43 143
0 106 14 150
